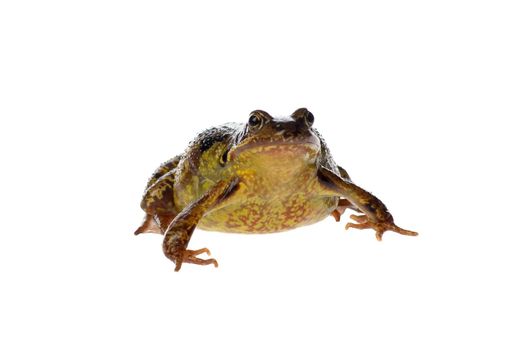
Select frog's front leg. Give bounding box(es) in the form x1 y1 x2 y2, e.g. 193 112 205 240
163 177 240 272
318 166 418 241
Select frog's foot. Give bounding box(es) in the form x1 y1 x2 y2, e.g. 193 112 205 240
345 214 418 241
331 209 343 222
135 214 176 235
134 214 161 235
166 248 219 272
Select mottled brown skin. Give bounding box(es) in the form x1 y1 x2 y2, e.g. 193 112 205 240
135 108 418 271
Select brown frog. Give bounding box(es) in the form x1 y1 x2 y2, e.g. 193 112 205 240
135 108 418 271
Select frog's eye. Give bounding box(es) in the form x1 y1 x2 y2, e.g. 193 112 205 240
305 111 315 127
248 114 263 129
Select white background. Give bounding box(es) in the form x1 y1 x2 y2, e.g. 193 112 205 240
1 1 524 349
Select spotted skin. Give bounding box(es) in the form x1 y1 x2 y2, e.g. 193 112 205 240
136 108 418 271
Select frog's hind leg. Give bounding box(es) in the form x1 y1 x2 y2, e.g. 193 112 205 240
135 169 179 235
135 155 182 235
145 155 182 188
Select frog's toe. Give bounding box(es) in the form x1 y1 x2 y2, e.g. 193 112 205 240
349 214 368 223
388 225 419 238
345 214 418 241
331 199 362 222
331 210 342 222
134 214 162 235
188 248 211 256
172 248 219 272
179 255 219 272
345 217 386 240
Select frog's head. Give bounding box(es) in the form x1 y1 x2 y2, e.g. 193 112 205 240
228 108 321 171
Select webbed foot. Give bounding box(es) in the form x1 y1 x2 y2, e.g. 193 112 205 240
345 214 418 241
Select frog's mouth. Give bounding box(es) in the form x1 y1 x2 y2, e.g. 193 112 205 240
229 136 321 163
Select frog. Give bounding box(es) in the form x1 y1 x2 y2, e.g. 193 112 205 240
135 108 418 271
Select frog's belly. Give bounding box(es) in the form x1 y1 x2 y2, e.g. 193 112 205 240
197 195 338 233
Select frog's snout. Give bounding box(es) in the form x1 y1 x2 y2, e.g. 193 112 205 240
273 120 317 144
274 110 315 140
276 129 297 139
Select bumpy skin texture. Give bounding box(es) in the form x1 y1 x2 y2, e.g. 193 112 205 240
136 108 418 271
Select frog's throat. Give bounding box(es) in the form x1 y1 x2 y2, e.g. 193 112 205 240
229 137 320 161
